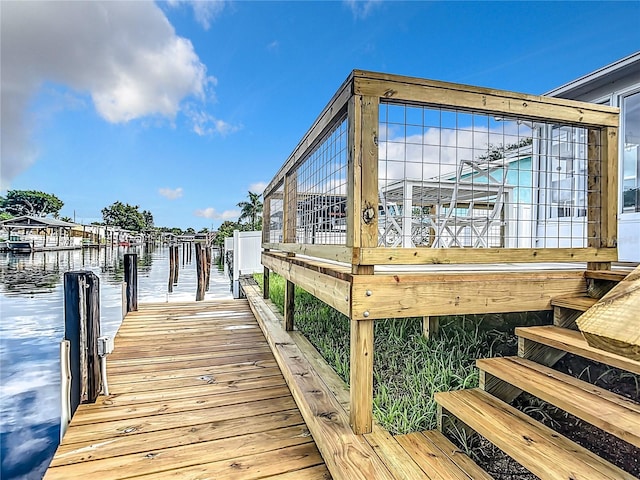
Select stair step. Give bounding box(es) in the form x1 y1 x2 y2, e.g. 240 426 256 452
551 294 598 312
435 388 635 480
477 356 640 447
585 270 629 282
516 325 640 375
395 430 491 480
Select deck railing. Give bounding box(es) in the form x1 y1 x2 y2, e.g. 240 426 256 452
263 70 619 269
261 71 620 436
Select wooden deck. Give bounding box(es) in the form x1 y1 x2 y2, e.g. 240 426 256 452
45 300 331 480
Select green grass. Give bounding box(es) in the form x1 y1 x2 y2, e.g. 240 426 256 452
254 272 547 435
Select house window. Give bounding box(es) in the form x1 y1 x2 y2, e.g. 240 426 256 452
549 125 587 218
622 91 640 213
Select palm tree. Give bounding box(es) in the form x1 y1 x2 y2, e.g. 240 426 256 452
237 191 263 230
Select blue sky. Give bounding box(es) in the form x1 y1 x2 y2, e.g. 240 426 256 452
1 1 639 230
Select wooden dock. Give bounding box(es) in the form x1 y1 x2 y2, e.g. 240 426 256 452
45 300 330 480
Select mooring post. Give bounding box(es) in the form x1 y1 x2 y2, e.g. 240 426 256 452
173 245 179 285
124 253 138 312
204 245 211 291
168 245 175 293
63 271 101 422
195 242 206 301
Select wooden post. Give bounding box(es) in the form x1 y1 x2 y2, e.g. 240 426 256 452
263 266 270 299
63 271 101 416
168 245 175 293
586 127 618 270
173 245 179 285
195 243 206 301
207 246 212 290
284 172 298 245
284 280 295 331
124 253 138 312
346 94 379 434
350 318 374 434
423 316 439 339
262 195 271 244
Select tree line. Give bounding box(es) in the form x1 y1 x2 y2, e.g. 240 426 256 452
1 189 264 245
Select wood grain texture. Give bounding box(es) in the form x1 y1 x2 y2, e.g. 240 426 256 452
243 281 395 480
262 252 351 316
577 265 640 360
477 356 640 447
435 388 635 480
351 70 619 127
45 300 328 480
358 246 617 265
351 270 586 320
516 325 640 375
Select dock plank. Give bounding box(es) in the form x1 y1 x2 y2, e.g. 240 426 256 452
45 300 330 480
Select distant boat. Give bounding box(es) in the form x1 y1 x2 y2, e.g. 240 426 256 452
7 240 34 253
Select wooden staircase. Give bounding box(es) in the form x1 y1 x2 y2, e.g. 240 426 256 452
434 268 640 479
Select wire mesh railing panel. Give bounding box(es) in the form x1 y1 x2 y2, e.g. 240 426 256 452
266 183 284 243
293 117 349 245
378 102 600 250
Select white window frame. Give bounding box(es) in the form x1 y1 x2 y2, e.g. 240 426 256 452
616 85 640 215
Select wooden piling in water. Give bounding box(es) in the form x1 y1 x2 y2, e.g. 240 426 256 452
205 245 211 291
168 245 175 293
173 245 179 285
63 271 101 416
195 243 206 301
124 253 138 312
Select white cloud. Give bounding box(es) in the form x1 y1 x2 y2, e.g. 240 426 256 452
344 0 382 19
194 207 240 220
187 108 242 136
167 0 227 30
248 182 268 194
159 187 184 200
1 1 215 186
379 119 530 183
267 40 280 51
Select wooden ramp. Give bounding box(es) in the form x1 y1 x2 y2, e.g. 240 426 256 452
45 300 330 480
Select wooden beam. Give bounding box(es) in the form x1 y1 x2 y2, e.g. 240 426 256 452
351 71 619 128
261 253 351 316
350 318 374 434
357 247 617 266
351 270 586 320
261 243 353 264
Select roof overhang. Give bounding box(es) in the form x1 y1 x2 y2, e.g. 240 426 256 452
545 51 640 99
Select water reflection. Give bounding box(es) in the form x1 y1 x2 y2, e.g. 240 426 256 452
0 245 231 479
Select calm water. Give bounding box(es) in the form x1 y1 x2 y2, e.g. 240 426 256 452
0 245 233 479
